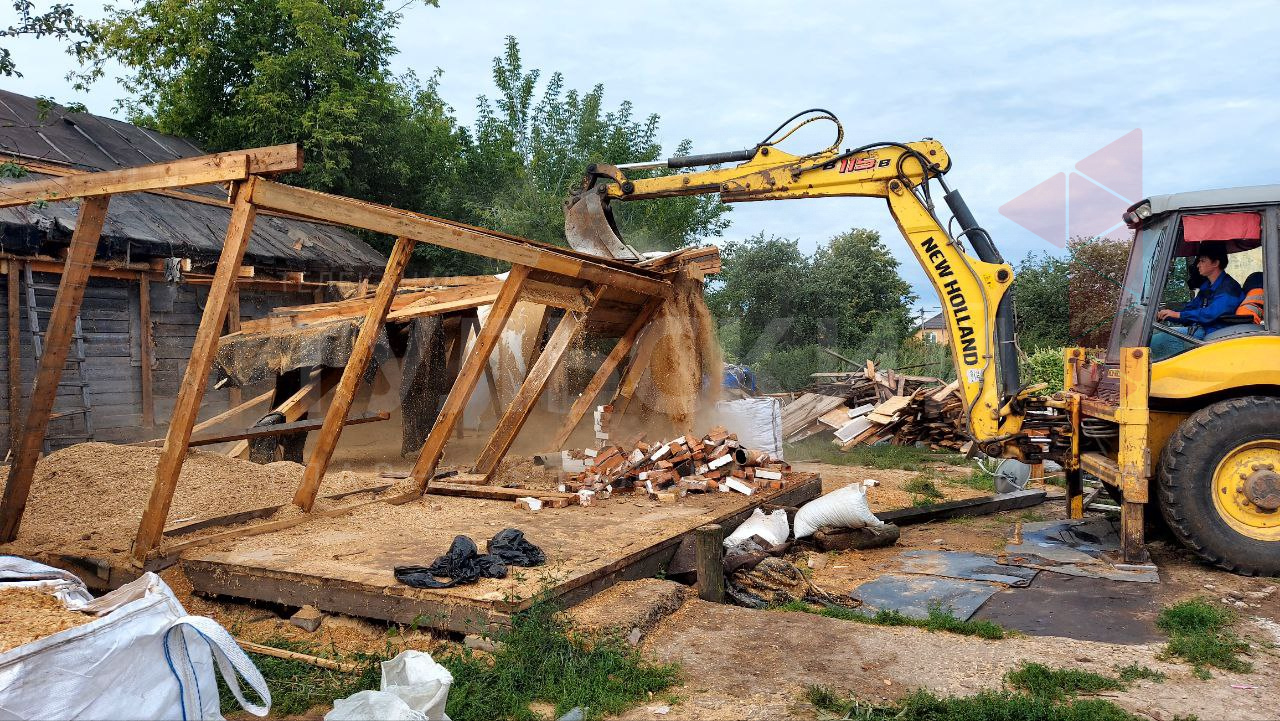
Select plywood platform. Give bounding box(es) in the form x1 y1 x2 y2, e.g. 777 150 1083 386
183 473 821 633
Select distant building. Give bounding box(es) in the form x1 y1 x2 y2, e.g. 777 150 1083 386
0 90 387 452
914 311 948 344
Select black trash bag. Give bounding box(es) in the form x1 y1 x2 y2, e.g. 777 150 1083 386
394 530 546 589
487 528 546 567
394 535 507 589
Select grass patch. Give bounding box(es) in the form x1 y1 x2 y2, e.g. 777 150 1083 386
442 599 679 721
955 467 996 493
221 636 385 716
905 477 944 499
1157 598 1252 678
1114 663 1167 683
785 437 964 469
1004 662 1123 701
225 597 678 721
805 684 1138 721
774 600 1008 640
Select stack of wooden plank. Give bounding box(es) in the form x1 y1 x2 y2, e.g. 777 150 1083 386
560 426 793 502
780 360 972 453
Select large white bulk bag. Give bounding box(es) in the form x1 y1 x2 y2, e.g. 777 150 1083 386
0 557 270 720
714 398 784 459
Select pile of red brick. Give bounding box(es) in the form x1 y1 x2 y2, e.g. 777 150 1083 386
560 426 792 503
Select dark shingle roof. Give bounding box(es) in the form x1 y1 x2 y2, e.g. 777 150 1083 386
920 311 946 330
0 90 385 274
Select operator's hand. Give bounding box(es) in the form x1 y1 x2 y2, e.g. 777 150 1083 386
1156 308 1181 321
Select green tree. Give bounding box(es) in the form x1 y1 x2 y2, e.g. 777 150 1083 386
457 37 730 251
808 228 914 350
1013 250 1070 350
1 0 91 77
83 0 455 207
1067 235 1129 348
705 232 810 360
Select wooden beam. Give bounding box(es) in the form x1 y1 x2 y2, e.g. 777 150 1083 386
7 263 20 449
188 410 387 447
225 288 242 407
10 151 311 216
610 304 666 419
0 154 248 209
132 179 258 563
134 389 274 446
384 293 497 323
138 275 156 428
425 482 578 503
0 196 110 542
472 290 601 476
409 265 531 489
294 236 415 511
225 377 320 459
549 298 662 450
248 179 670 298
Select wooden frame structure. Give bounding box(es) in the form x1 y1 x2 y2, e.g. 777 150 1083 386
0 144 711 566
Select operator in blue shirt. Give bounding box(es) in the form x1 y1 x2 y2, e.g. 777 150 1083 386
1151 243 1243 360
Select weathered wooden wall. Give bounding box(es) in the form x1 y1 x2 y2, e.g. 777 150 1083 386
0 272 311 455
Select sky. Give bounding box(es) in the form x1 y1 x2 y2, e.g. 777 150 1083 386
4 0 1279 320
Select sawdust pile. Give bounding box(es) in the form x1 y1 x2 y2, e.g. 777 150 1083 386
637 273 723 434
0 442 379 560
0 587 93 653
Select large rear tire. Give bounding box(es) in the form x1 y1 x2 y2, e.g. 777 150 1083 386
1157 396 1280 576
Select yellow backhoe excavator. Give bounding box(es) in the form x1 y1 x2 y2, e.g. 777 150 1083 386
564 109 1280 576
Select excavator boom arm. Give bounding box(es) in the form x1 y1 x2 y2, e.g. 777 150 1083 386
567 137 1025 445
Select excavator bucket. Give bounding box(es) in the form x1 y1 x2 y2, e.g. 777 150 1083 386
563 187 642 262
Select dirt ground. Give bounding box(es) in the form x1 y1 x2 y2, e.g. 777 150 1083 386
617 484 1280 721
17 454 1280 720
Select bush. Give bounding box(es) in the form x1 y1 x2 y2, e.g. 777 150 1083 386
1020 347 1066 394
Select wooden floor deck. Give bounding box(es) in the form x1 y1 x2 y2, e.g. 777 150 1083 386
183 473 821 632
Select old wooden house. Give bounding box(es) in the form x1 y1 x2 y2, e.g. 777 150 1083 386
0 90 387 453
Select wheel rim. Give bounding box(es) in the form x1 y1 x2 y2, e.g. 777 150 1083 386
1212 439 1280 541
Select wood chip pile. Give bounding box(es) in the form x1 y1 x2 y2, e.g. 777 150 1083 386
782 362 972 453
560 425 793 502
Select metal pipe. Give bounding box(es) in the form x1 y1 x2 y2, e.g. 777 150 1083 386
943 189 1020 401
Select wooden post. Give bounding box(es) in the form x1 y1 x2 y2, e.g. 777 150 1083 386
694 524 725 603
7 263 20 449
133 178 258 563
138 275 156 429
294 236 414 511
549 297 661 450
410 265 531 490
225 287 242 407
0 196 110 542
472 288 601 477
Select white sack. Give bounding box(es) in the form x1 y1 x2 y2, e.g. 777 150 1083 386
0 558 270 720
793 480 884 538
325 650 452 721
724 508 790 548
714 398 783 459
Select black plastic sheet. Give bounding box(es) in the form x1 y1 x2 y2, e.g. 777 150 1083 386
394 529 545 589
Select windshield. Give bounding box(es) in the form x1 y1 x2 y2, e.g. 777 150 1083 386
1106 220 1169 361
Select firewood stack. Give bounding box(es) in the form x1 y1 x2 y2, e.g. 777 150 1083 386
781 361 973 453
560 426 793 502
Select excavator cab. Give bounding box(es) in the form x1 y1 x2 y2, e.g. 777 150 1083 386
1073 187 1280 574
